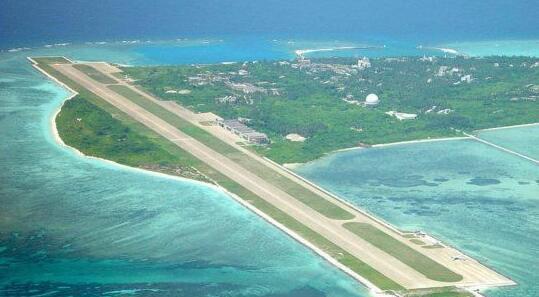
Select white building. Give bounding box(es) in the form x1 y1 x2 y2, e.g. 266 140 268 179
356 57 371 70
461 74 473 83
217 119 269 144
365 93 380 106
385 111 417 120
285 133 306 142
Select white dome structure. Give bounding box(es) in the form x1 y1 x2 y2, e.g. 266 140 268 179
365 93 380 106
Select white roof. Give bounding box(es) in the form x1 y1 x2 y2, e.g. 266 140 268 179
365 93 379 104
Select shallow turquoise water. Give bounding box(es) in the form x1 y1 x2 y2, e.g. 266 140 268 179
477 125 539 160
0 48 366 296
297 138 539 297
1 36 443 66
441 40 539 57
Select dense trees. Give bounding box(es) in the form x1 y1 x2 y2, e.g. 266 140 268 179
122 56 539 163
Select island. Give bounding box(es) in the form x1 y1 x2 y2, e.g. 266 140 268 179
29 55 526 297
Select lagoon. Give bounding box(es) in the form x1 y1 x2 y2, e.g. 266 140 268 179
297 134 539 297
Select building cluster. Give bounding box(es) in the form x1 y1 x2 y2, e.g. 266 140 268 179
342 93 380 107
528 84 539 93
436 66 460 77
425 106 454 115
303 62 356 75
355 57 371 70
460 74 473 84
419 55 436 62
225 81 266 94
187 69 270 92
385 111 418 120
215 95 240 104
217 119 269 144
187 71 229 86
432 65 475 85
291 57 372 77
185 68 284 106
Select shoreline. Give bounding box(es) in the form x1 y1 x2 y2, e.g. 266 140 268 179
35 57 225 191
294 45 382 58
475 122 539 132
285 136 471 169
421 46 461 55
289 121 539 169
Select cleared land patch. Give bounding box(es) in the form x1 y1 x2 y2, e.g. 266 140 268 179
343 222 463 282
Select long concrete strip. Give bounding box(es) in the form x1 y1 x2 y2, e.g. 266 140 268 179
51 63 437 289
48 62 516 291
104 65 515 289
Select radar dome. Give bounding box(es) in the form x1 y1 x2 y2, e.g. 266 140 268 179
365 93 379 105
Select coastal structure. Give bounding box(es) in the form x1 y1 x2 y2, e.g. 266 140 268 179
217 119 269 144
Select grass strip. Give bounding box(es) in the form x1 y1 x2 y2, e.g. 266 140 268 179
33 56 72 64
73 64 118 84
410 238 426 245
343 222 463 282
405 286 473 297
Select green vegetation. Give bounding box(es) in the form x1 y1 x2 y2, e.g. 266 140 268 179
406 287 473 297
122 56 539 163
57 96 179 166
35 58 209 182
32 56 71 64
56 96 211 182
423 244 445 249
73 64 118 84
34 57 401 291
422 292 472 297
108 84 355 220
343 222 463 282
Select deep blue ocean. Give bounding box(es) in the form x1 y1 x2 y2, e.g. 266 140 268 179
1 0 539 49
1 1 539 296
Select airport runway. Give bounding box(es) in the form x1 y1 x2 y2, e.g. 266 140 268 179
49 61 515 291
